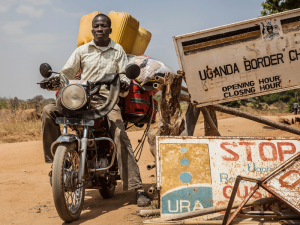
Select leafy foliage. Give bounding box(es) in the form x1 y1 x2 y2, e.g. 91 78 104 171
288 97 297 113
258 90 299 105
221 100 241 108
251 99 263 110
0 101 7 110
261 0 300 16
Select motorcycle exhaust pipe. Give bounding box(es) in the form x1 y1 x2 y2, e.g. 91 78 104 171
153 83 163 91
148 186 156 195
155 76 164 83
147 162 156 170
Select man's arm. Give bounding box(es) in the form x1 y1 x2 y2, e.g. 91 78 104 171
117 48 131 97
59 47 81 82
117 48 131 85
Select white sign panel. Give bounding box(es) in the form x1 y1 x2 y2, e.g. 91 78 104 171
173 9 300 107
156 136 300 220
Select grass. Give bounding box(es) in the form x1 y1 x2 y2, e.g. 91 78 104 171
0 100 294 144
0 118 42 144
0 100 43 144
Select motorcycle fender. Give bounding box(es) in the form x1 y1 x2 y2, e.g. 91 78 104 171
50 134 79 156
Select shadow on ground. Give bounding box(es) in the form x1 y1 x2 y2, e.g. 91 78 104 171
62 182 154 225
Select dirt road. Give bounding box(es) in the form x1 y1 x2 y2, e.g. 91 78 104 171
0 115 298 225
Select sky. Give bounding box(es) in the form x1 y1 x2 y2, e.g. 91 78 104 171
0 0 264 100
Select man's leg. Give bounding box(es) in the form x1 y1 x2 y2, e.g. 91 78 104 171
41 103 62 163
106 104 151 206
107 104 142 190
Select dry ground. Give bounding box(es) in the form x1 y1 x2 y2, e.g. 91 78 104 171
1 114 300 225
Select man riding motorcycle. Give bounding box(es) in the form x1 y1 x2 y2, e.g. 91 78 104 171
40 13 151 207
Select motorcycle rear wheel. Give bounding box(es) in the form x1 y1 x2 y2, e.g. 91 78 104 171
52 142 85 222
99 180 116 199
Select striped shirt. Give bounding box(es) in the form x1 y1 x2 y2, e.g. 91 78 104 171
59 39 130 96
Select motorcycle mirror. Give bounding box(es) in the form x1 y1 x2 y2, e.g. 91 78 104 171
124 63 140 79
40 63 53 78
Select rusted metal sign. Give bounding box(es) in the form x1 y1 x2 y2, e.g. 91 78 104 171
156 136 300 220
222 152 300 225
262 153 300 214
173 9 300 107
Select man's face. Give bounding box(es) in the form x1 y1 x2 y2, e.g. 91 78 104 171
92 16 112 42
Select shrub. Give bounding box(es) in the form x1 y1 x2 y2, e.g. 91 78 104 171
221 100 241 108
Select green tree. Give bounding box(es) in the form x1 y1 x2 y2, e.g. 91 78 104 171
288 97 297 113
0 101 7 109
261 0 300 16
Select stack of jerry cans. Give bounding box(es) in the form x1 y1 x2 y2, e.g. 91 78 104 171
76 11 151 55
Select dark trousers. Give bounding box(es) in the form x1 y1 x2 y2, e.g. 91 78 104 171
41 99 142 191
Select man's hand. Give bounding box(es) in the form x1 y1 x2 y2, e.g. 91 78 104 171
38 76 61 90
120 80 130 92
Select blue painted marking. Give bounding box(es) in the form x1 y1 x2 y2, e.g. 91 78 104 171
180 158 189 166
179 172 192 183
181 147 187 153
161 187 213 214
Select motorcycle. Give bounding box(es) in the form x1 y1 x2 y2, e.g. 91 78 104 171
38 63 140 222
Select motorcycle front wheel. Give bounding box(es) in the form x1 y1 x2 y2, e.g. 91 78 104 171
52 142 85 222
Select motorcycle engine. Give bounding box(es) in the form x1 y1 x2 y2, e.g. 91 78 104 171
91 158 109 177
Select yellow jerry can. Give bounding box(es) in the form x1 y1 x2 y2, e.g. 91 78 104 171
131 26 152 55
108 11 139 54
77 11 101 47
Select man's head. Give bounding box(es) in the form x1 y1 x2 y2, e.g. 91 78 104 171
91 14 112 45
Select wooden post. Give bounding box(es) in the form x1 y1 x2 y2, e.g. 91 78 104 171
147 73 185 157
211 104 300 135
180 103 201 136
180 105 220 136
201 107 220 136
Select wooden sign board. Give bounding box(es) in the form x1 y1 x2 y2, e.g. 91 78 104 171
173 9 300 107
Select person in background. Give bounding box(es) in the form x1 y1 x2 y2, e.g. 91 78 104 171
294 102 299 115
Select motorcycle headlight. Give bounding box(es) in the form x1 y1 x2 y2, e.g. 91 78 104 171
61 84 87 110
